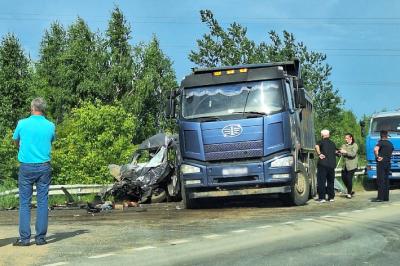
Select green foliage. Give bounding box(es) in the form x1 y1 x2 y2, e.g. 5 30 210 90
190 10 344 140
0 33 31 131
105 6 134 102
126 37 178 143
0 178 18 209
0 130 19 180
52 102 137 184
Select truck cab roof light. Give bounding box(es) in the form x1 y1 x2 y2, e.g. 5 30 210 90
226 69 235 75
239 68 248 73
213 71 222 76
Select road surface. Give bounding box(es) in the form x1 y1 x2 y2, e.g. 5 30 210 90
1 190 400 266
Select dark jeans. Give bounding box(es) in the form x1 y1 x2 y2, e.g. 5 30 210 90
18 162 52 243
377 162 390 201
341 168 356 194
317 165 335 200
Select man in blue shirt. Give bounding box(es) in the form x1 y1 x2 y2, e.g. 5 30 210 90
12 97 55 246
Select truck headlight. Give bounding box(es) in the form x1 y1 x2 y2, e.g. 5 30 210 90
271 156 293 168
181 164 201 174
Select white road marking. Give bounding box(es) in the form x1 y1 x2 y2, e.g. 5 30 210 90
257 225 273 229
133 246 156 251
88 253 115 259
338 212 349 216
321 215 334 218
352 210 364 213
169 239 190 245
42 262 68 266
203 234 223 239
381 205 389 208
302 218 314 221
367 207 377 210
232 229 248 233
282 221 295 225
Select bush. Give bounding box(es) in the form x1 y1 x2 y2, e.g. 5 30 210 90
0 178 18 209
0 129 19 180
52 102 137 184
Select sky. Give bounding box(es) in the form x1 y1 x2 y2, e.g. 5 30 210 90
0 0 399 119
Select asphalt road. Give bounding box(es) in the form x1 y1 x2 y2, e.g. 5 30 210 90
1 190 400 266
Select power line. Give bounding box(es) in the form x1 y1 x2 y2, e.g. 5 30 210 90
1 14 400 25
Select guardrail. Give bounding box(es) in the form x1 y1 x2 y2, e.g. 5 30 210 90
0 184 113 198
335 167 366 178
1 166 366 198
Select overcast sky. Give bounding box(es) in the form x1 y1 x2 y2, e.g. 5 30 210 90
1 0 399 119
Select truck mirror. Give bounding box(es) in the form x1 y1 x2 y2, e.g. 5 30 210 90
293 79 304 89
359 120 366 137
295 88 307 108
165 89 179 119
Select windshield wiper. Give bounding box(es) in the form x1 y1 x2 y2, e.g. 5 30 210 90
232 111 266 117
195 116 221 122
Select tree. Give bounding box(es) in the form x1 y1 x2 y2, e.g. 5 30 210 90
105 6 134 102
189 10 343 137
0 33 31 133
126 37 178 143
34 22 67 122
52 102 137 184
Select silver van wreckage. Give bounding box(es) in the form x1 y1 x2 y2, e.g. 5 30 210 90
105 133 181 204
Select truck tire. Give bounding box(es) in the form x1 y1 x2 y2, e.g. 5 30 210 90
363 178 377 191
308 159 317 198
288 164 310 206
181 180 199 209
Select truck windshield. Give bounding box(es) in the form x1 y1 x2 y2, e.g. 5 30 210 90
182 80 284 119
371 116 400 133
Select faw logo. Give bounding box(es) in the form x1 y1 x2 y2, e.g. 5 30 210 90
222 124 243 137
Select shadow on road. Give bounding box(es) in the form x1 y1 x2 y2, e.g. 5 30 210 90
47 229 89 244
0 229 89 247
199 195 293 209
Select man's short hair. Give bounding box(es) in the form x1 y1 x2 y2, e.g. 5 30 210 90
380 130 389 139
31 97 47 113
321 129 330 137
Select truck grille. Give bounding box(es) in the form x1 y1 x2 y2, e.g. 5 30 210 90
204 140 263 161
392 150 400 161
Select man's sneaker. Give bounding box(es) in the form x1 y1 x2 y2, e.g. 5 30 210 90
35 239 47 246
317 199 326 203
12 239 30 247
329 199 335 202
346 194 352 199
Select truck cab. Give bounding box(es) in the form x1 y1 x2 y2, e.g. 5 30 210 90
366 111 400 182
168 60 317 208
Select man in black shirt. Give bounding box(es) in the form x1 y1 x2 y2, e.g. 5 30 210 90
373 130 394 202
315 129 338 203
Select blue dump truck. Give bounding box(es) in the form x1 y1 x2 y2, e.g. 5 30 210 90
167 60 317 208
365 111 400 185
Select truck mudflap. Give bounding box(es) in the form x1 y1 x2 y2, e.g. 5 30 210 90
190 186 291 199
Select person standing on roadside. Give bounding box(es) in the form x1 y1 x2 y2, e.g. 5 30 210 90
315 129 337 203
339 133 358 199
12 98 55 246
373 130 394 202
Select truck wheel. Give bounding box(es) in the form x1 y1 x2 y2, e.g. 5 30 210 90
181 180 199 209
308 159 317 198
363 178 377 191
288 164 310 206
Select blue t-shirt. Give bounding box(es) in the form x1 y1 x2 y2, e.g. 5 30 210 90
12 115 56 163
